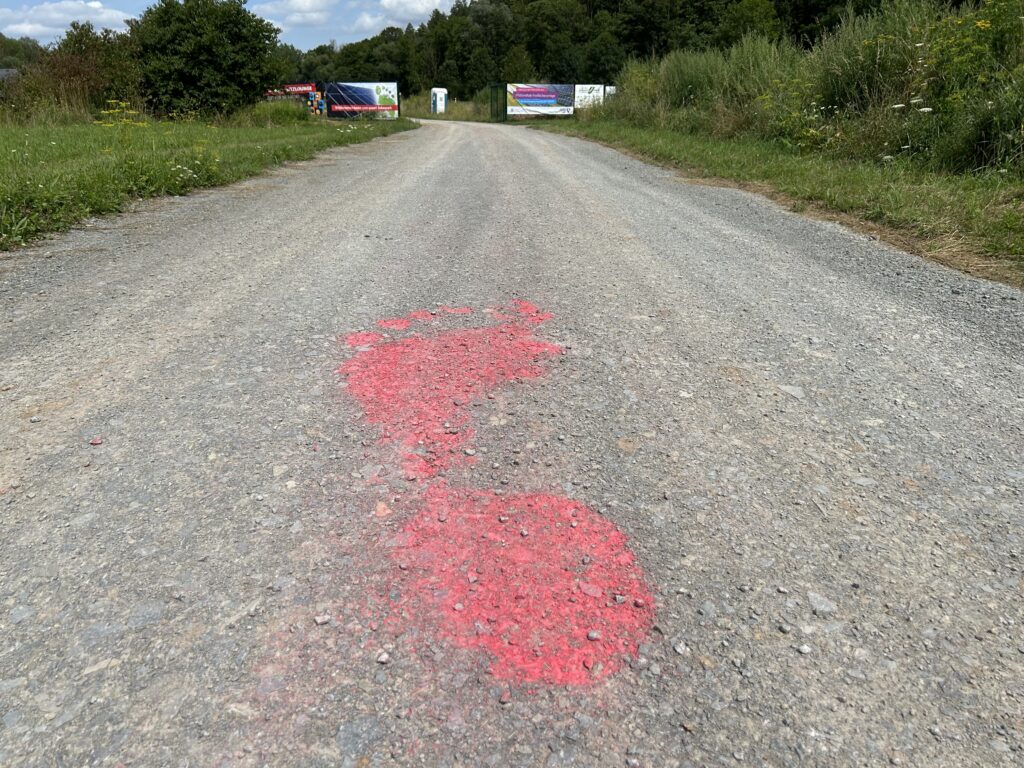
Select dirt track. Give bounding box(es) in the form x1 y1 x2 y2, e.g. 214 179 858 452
2 120 1023 766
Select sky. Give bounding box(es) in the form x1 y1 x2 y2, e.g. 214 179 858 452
0 0 452 50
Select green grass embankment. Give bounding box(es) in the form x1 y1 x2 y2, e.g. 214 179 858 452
0 102 417 250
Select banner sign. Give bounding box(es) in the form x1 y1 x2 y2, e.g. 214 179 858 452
284 83 316 94
574 84 604 108
325 82 399 119
506 84 574 116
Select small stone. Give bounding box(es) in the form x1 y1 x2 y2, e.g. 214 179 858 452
778 385 805 400
454 603 465 612
88 436 103 446
672 641 690 656
797 644 812 655
520 529 529 537
314 614 331 625
464 449 476 456
376 651 390 664
587 630 602 641
808 591 838 617
579 583 603 598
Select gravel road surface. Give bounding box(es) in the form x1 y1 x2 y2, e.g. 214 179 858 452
2 120 1022 767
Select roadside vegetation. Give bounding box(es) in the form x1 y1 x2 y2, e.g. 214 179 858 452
0 2 416 251
0 102 415 249
544 0 1023 284
400 91 490 121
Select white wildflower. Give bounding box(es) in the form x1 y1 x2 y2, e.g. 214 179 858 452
918 107 933 113
892 104 906 110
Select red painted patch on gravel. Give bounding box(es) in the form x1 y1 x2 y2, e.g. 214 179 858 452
345 331 384 347
407 309 435 322
338 300 655 686
377 317 411 330
393 484 654 685
339 302 561 478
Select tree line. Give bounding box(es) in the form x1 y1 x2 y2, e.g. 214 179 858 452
3 0 973 116
294 0 892 100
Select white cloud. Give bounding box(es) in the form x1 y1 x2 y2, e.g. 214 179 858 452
350 10 385 32
344 0 447 35
251 0 337 28
0 1 133 41
378 0 446 24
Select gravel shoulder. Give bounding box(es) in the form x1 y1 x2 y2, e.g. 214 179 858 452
1 121 1022 766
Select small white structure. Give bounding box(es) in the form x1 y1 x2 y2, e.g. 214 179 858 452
430 87 448 114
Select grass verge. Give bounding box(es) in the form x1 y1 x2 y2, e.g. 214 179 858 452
401 92 490 122
0 114 417 250
539 118 1024 288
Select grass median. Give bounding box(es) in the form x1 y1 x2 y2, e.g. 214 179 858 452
539 118 1024 288
0 107 417 251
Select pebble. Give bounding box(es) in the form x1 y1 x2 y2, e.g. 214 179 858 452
587 630 602 641
376 651 390 664
797 644 812 655
808 591 838 617
313 614 331 625
778 385 805 400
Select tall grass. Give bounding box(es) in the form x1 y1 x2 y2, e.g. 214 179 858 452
601 0 1024 174
0 115 417 250
400 89 491 121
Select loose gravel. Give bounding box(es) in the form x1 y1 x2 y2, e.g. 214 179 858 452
1 121 1022 766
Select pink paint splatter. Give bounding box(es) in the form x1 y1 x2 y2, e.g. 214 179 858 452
407 309 435 322
377 317 411 330
393 484 653 685
345 331 384 347
338 300 655 686
339 301 561 478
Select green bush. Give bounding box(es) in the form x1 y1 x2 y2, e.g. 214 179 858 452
603 0 1023 175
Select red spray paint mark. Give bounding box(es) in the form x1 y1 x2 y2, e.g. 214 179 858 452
345 331 384 347
377 317 411 331
339 301 561 478
393 484 654 685
407 309 435 322
440 306 474 315
338 300 655 686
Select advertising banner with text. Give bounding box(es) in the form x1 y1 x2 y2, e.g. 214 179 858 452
325 82 399 119
574 84 605 108
506 84 574 116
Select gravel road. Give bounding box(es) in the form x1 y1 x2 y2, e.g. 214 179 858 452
2 120 1022 767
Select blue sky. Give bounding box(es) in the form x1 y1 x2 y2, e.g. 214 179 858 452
0 0 451 50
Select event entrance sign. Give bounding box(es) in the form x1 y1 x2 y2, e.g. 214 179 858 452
325 82 399 119
506 84 574 116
